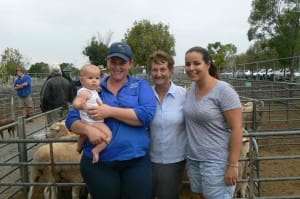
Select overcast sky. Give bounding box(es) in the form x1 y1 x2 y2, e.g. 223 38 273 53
0 0 253 68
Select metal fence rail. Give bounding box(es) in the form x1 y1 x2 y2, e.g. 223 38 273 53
0 111 299 199
243 130 300 198
0 109 67 199
0 76 300 199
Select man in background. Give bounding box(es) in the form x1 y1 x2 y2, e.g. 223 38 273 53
40 64 73 124
14 67 33 118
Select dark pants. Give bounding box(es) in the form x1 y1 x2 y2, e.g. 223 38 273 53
152 160 186 199
80 155 152 199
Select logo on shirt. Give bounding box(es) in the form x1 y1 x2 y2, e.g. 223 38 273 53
129 82 138 88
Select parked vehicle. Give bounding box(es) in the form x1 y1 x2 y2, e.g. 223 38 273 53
257 68 267 80
244 70 251 79
267 68 274 80
234 70 244 78
274 68 290 81
221 71 233 78
273 69 281 81
293 69 300 82
252 70 258 79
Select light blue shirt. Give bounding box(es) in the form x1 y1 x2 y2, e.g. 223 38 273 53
150 82 187 164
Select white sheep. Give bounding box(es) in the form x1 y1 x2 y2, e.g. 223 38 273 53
234 136 250 198
234 101 264 198
242 101 264 131
28 121 90 199
45 120 70 138
28 141 82 199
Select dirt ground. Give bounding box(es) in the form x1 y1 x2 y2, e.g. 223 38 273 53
257 137 300 197
256 104 300 197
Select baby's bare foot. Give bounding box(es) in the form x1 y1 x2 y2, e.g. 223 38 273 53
77 145 83 153
92 150 99 163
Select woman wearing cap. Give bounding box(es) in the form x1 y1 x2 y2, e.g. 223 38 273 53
66 42 156 199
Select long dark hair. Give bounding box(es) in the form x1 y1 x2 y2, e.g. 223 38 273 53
185 46 219 79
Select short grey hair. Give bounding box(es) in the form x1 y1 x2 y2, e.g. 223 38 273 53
50 64 62 75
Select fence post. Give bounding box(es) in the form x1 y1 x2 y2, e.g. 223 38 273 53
248 136 255 199
252 101 257 131
11 94 16 120
17 116 29 198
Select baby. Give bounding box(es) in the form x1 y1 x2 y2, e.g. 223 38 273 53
73 64 112 163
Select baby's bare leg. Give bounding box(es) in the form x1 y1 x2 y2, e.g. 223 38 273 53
77 135 87 153
94 123 112 143
91 142 107 163
91 123 112 163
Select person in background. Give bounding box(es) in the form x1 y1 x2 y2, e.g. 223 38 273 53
99 65 108 79
148 50 187 199
73 64 112 164
65 42 156 199
61 69 77 101
14 67 33 118
40 64 73 124
183 46 243 199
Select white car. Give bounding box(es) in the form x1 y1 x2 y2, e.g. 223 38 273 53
252 71 258 79
257 69 267 80
274 68 290 81
244 70 251 79
293 69 300 82
221 71 233 78
266 68 274 80
273 69 282 81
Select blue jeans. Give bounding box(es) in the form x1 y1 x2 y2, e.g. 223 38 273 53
187 159 235 199
80 155 152 199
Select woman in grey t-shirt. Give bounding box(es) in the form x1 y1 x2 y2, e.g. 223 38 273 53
183 46 243 199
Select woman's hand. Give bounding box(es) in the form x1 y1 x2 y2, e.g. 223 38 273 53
96 86 102 92
225 166 239 186
87 99 111 120
88 98 142 126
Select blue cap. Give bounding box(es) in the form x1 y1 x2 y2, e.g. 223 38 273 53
107 42 132 61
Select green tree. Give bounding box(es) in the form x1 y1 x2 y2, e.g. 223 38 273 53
0 63 9 84
207 42 237 72
235 41 278 72
0 63 7 73
28 62 50 74
1 48 25 75
247 41 278 63
83 32 112 66
248 0 300 80
60 62 73 72
124 19 175 73
60 62 79 78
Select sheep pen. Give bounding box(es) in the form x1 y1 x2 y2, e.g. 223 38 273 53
1 99 299 199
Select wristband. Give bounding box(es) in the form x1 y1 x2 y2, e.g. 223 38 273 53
227 163 239 168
